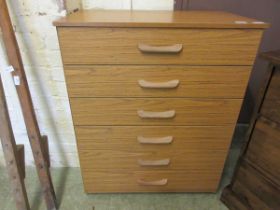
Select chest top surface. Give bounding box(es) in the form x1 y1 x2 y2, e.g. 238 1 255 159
54 10 268 29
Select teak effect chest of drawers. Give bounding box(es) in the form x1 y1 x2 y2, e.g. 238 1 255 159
54 10 268 193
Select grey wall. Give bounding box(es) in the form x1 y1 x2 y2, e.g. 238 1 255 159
175 0 280 123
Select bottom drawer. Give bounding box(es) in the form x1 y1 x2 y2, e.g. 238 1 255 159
232 160 280 210
83 170 221 193
246 117 280 186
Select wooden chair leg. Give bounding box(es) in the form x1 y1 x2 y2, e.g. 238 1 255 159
0 77 30 210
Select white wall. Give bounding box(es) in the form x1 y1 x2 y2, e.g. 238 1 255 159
0 0 173 167
82 0 173 10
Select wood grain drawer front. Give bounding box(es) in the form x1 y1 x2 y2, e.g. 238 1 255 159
70 98 242 126
232 161 280 210
76 126 234 151
246 118 280 186
58 28 262 65
79 148 228 171
261 69 280 124
77 126 232 171
65 66 251 98
82 170 220 193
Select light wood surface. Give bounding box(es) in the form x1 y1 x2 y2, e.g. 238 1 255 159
70 98 242 126
58 28 262 65
76 125 234 192
138 43 183 54
64 65 251 98
137 178 168 186
138 79 180 89
53 10 269 29
82 169 220 193
79 149 228 170
137 136 173 144
137 110 176 119
138 159 170 166
55 9 266 193
77 126 231 170
75 126 234 151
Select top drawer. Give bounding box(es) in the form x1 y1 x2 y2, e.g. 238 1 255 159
57 28 262 65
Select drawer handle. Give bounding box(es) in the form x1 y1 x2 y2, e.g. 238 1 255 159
137 136 173 144
137 178 168 186
137 110 176 119
138 158 170 166
138 79 180 89
138 43 183 54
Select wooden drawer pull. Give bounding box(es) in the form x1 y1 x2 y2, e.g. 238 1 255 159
137 110 176 119
138 43 183 54
138 79 180 89
138 158 170 166
137 136 173 144
137 179 168 186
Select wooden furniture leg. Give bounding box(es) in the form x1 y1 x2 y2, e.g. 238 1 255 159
16 144 26 179
0 76 30 210
0 0 57 209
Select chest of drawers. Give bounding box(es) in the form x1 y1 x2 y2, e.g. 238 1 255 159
221 51 280 209
54 10 267 193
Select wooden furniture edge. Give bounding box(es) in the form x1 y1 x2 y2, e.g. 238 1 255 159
260 50 280 66
53 10 269 29
220 52 278 208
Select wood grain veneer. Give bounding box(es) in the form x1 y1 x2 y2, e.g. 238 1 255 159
70 98 242 126
75 126 234 151
53 10 269 29
65 65 251 98
82 169 221 193
76 126 234 172
58 28 262 65
55 10 266 193
79 149 228 171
